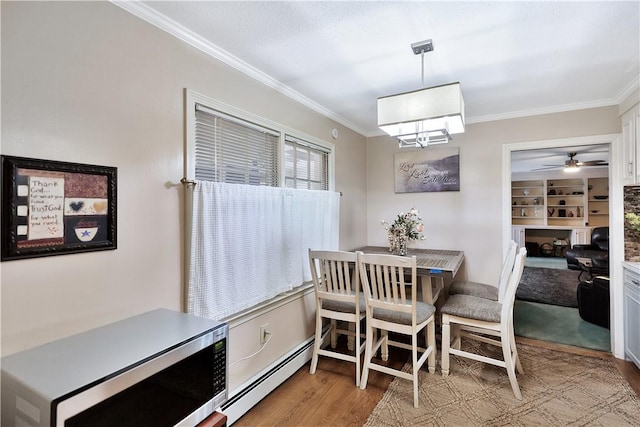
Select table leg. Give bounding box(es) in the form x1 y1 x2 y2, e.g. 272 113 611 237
420 275 433 304
419 275 445 305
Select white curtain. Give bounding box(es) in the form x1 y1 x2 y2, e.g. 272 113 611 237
187 181 340 320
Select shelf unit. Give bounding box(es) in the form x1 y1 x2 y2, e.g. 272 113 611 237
512 177 607 227
511 180 545 226
587 177 609 227
546 178 585 227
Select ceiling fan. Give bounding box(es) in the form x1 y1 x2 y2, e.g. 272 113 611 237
534 152 608 172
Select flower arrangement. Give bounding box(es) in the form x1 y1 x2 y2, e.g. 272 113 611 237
381 208 426 255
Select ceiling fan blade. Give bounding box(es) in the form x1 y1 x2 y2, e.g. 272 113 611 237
578 160 608 166
532 165 562 171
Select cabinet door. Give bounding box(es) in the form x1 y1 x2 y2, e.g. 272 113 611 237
622 107 637 184
624 278 640 368
512 226 525 249
571 228 591 246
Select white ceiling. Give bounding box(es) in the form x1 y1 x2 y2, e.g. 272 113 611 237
122 1 639 138
118 1 638 171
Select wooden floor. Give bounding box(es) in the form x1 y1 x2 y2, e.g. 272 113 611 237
234 336 640 427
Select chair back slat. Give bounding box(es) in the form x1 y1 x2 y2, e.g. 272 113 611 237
398 266 407 303
357 252 417 312
309 250 358 302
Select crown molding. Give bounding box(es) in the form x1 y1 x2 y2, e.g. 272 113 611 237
111 1 369 136
618 75 640 101
465 98 620 125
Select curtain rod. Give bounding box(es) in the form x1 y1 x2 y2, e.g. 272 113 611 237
180 178 342 196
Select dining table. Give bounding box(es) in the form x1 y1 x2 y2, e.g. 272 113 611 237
355 246 465 305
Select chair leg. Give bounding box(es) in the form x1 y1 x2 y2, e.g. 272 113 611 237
330 319 338 348
427 318 436 374
310 313 324 375
501 330 522 400
412 331 419 408
347 321 355 352
508 321 524 374
381 329 389 361
360 320 374 390
354 318 361 387
441 315 450 377
451 324 461 350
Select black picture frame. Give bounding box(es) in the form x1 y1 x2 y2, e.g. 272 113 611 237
1 155 117 261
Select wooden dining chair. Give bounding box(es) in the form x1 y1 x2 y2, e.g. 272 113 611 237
441 247 527 400
448 240 518 302
357 252 436 408
308 249 366 386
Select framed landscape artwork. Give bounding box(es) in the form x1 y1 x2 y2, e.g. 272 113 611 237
394 147 460 193
1 156 117 261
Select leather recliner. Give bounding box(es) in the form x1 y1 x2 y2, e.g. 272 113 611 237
565 226 609 275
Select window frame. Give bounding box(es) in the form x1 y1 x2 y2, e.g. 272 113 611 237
185 89 335 191
284 135 331 190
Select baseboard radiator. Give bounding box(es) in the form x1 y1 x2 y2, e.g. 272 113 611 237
222 336 314 425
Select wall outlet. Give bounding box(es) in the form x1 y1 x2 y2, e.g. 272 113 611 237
260 323 269 345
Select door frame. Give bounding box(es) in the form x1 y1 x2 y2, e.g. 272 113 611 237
502 133 623 358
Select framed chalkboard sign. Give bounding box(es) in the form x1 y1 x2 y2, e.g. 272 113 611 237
1 155 117 261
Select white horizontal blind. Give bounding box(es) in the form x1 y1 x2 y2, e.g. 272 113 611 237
284 135 329 190
195 104 279 186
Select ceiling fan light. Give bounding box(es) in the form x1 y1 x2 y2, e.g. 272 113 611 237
564 164 580 173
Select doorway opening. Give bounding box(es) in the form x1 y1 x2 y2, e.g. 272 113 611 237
506 137 615 352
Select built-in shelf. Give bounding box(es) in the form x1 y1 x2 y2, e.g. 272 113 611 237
512 177 608 227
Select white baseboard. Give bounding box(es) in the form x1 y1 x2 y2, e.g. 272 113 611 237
222 336 314 425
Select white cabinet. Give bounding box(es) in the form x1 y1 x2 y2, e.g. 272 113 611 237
623 264 640 369
621 104 640 184
571 227 591 246
512 226 525 249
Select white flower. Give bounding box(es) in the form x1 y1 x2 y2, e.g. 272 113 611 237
382 207 426 243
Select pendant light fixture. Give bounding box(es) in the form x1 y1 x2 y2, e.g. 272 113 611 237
377 39 465 148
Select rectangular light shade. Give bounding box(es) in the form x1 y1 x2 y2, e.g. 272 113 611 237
377 82 465 137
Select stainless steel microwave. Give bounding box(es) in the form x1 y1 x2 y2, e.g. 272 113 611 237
1 309 228 426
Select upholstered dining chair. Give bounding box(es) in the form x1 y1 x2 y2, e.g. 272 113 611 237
448 240 518 302
357 252 436 408
441 247 527 400
308 249 366 386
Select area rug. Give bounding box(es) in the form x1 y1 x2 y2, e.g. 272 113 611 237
516 266 580 307
364 341 640 426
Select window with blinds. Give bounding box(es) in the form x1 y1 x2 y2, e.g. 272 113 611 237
194 104 279 186
284 136 329 190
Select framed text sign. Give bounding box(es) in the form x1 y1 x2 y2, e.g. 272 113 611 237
1 156 117 261
394 147 460 193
